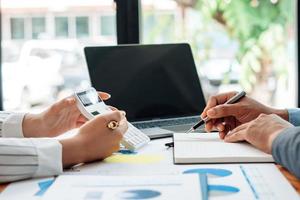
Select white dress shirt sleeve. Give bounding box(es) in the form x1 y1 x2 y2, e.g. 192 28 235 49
0 112 63 183
0 112 25 138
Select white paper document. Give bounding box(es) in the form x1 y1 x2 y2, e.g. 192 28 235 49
0 177 54 200
174 133 274 163
196 164 299 200
44 175 201 200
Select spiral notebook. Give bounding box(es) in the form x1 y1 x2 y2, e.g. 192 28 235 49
173 133 274 164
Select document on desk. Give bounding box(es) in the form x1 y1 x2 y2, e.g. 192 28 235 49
0 177 54 200
44 175 201 200
174 133 274 164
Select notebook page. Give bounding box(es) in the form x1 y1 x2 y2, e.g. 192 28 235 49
174 133 274 163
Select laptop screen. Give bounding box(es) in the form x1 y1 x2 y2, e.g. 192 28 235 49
84 43 206 122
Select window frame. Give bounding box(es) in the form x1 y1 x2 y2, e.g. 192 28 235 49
297 0 300 107
115 0 140 44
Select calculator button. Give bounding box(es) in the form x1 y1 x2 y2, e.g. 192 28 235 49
91 111 100 116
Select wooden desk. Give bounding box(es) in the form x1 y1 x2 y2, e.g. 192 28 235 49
0 166 299 194
0 184 7 193
277 166 300 194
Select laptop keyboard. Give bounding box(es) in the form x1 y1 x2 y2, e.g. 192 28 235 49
132 116 200 129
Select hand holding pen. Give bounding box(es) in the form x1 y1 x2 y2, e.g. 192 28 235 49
187 91 246 133
165 91 288 148
165 91 246 148
197 90 286 140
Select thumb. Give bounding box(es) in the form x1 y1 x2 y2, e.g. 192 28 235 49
98 92 111 100
207 104 239 119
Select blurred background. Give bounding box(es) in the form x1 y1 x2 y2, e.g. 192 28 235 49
0 0 297 112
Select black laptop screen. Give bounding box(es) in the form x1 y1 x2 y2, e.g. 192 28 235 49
84 43 206 122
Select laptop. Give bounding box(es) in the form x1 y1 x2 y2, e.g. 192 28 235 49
84 43 206 139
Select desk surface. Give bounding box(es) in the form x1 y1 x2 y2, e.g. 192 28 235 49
0 139 299 195
278 165 300 193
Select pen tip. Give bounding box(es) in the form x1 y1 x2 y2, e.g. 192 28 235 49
186 128 194 134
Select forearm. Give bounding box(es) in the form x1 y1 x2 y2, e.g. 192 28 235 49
0 138 62 183
272 127 300 179
59 137 85 168
22 113 53 138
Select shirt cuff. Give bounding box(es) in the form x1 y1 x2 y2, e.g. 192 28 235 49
2 113 26 138
287 108 300 126
271 127 295 165
31 138 63 177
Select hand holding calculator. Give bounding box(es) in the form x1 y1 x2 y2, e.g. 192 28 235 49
74 87 150 150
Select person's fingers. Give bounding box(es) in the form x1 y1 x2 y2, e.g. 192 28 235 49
224 116 236 131
205 121 214 132
221 124 232 137
219 131 226 139
65 97 76 105
224 123 249 142
96 110 123 125
98 92 111 100
217 123 225 132
51 96 75 112
211 118 224 131
230 122 249 134
119 110 126 116
118 118 129 136
206 118 221 132
225 123 232 132
108 106 118 111
110 110 123 121
207 104 240 119
76 121 86 128
224 130 246 142
77 115 88 123
107 106 126 116
201 96 217 118
201 91 238 118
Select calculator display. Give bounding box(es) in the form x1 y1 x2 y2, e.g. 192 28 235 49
77 89 102 107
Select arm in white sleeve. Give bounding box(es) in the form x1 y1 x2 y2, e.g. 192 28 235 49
0 138 63 183
0 111 25 138
0 111 63 183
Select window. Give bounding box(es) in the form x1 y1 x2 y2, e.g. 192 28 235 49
141 0 297 107
10 18 25 39
0 0 296 111
55 17 69 38
32 17 46 39
100 15 116 36
76 16 89 38
1 0 116 111
143 12 175 43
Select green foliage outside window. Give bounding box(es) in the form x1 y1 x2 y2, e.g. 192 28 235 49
192 0 295 100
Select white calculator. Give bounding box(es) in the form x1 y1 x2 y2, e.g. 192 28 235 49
74 87 150 150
